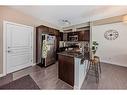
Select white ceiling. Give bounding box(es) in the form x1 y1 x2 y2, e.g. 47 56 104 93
10 6 127 28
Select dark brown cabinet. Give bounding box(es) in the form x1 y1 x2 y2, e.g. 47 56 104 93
58 55 74 86
78 30 90 41
48 28 54 35
54 29 59 36
60 30 90 41
37 25 49 33
59 32 63 41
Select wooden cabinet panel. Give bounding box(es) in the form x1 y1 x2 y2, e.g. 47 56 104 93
78 30 90 41
48 28 54 35
43 26 49 33
37 25 49 33
78 31 84 41
54 29 59 36
61 30 90 41
84 30 90 41
67 32 71 41
58 55 64 80
59 32 63 41
58 55 74 86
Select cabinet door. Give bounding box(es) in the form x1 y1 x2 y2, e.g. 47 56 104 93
58 55 64 80
84 30 90 41
59 32 63 41
58 55 74 86
54 29 59 36
78 31 85 41
78 30 90 41
49 28 54 35
42 26 49 33
64 57 74 86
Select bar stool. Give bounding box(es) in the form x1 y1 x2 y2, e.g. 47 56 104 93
86 56 101 83
94 56 101 73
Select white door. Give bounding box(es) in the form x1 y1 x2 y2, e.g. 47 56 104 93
4 21 33 74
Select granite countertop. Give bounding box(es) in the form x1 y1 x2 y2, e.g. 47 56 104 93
58 50 89 64
57 50 85 59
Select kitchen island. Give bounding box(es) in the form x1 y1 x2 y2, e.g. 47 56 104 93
58 51 89 89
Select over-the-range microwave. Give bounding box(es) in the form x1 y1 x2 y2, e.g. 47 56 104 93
69 35 78 41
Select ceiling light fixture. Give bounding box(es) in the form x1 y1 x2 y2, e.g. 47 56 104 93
62 19 71 25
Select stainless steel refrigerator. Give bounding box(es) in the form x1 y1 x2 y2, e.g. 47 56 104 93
41 34 56 67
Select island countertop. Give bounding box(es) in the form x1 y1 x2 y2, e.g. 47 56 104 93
57 51 89 60
57 50 84 58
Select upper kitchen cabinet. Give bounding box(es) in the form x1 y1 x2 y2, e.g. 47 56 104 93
49 28 54 35
78 30 90 41
36 25 49 34
61 30 90 41
59 32 63 41
54 29 60 36
36 25 60 35
62 22 90 41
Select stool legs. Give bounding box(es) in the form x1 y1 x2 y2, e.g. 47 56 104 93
98 61 101 73
94 63 99 83
85 60 100 83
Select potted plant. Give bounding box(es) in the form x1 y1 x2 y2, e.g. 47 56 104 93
92 41 99 55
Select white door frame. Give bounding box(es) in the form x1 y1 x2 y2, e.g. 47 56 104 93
3 21 34 77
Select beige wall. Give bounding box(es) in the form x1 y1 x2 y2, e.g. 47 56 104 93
91 15 127 67
92 22 127 67
92 15 125 26
0 6 61 75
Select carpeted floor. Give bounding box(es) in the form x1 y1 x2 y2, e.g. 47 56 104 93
0 75 40 90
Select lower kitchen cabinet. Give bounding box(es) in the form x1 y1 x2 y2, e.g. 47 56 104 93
58 55 74 86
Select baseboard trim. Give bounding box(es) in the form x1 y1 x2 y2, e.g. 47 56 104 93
74 85 79 90
0 63 36 78
32 63 36 66
101 60 127 68
0 73 4 78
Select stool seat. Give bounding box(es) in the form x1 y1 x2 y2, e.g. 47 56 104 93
90 59 98 64
90 59 100 64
